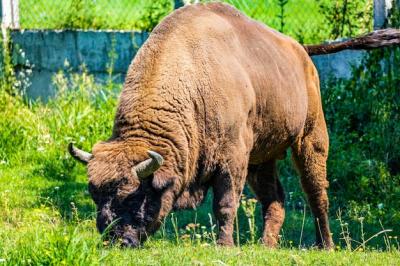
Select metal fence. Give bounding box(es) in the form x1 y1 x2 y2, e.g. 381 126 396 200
0 0 380 44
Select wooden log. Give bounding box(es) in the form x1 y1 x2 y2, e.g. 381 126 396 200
304 28 400 56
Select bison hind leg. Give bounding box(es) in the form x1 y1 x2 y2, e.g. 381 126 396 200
291 116 334 250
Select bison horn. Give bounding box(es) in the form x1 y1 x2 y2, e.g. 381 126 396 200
134 151 164 179
68 143 93 164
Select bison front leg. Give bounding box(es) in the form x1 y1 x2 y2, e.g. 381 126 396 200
212 169 246 246
247 161 285 248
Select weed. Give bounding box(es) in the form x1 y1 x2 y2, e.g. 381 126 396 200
240 195 258 244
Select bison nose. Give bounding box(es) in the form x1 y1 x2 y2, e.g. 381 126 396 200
121 235 140 248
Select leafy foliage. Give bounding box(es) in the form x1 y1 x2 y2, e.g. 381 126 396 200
62 0 99 29
321 2 400 225
134 1 174 31
0 69 118 180
317 0 373 39
19 0 372 43
19 0 173 31
216 0 372 44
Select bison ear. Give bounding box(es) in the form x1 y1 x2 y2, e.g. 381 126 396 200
152 172 175 191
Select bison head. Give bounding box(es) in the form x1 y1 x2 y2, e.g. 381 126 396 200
68 142 169 248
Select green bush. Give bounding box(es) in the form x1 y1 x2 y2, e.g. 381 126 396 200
19 0 372 43
0 69 118 180
134 1 174 31
20 0 173 31
217 0 372 44
322 47 400 225
317 0 373 40
320 3 400 227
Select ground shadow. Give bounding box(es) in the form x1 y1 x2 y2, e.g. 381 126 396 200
39 181 95 220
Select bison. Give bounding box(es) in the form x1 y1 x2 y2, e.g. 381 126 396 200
68 2 400 249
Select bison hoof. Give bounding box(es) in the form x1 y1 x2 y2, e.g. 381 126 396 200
217 238 234 247
121 237 140 248
318 242 335 251
262 238 279 249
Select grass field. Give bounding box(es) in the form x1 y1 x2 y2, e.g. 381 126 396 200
18 0 373 44
1 165 399 265
0 60 399 264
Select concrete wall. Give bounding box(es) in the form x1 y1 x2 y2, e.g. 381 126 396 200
374 0 400 29
11 30 149 99
312 50 366 81
11 29 366 99
5 0 395 99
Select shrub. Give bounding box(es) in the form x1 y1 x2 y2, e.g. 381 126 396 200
322 46 400 225
317 0 373 40
0 68 118 180
319 2 400 227
20 0 173 32
134 1 174 31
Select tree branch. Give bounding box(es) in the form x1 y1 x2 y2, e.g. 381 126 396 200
304 28 400 55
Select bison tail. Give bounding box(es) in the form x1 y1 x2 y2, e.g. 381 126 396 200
303 28 400 56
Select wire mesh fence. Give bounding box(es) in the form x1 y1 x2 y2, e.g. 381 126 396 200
6 0 374 44
217 0 373 44
18 0 174 31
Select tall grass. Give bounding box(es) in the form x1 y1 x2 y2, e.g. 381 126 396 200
0 68 117 177
1 62 399 250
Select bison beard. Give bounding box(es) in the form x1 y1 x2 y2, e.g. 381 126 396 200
67 2 400 249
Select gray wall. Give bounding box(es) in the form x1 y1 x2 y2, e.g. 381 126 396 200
374 0 400 29
11 30 148 99
312 50 366 81
11 29 366 99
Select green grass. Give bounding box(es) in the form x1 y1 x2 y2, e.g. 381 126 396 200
0 61 399 264
18 0 373 43
0 168 399 265
1 164 399 265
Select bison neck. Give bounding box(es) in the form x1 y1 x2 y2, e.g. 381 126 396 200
112 78 202 193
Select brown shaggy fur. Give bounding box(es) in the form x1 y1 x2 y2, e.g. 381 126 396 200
79 3 333 249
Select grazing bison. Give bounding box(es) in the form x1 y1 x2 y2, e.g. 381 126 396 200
69 2 336 248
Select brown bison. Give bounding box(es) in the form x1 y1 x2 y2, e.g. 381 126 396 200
68 2 400 249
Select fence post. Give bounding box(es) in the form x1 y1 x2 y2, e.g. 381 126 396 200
1 0 19 29
373 0 393 29
174 0 185 9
